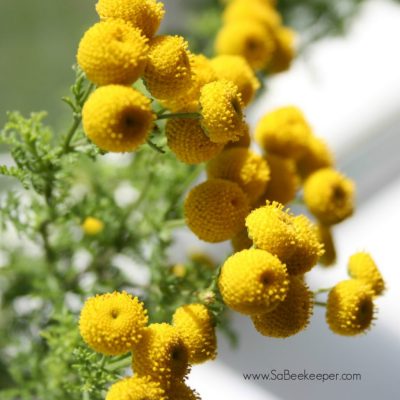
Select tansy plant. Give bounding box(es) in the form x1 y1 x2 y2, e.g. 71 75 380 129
0 0 386 399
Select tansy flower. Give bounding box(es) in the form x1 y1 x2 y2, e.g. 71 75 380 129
82 85 154 153
199 80 247 144
255 106 313 159
206 148 270 205
184 179 249 243
211 55 260 106
231 228 253 252
252 276 313 338
172 303 217 364
132 323 189 387
317 224 336 266
166 118 224 164
96 0 165 38
106 376 166 400
215 21 276 70
303 168 355 225
219 249 289 315
143 35 192 100
225 123 251 149
267 27 296 74
77 20 148 86
167 382 201 400
79 291 148 355
326 280 375 336
82 217 104 235
348 252 385 296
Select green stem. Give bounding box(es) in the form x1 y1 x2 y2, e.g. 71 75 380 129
146 139 165 154
314 287 332 295
164 218 186 230
63 114 81 152
107 355 132 372
314 301 327 307
156 112 201 120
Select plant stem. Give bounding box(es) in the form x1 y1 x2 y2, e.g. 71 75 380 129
315 301 327 307
156 112 201 120
314 287 332 295
164 218 186 230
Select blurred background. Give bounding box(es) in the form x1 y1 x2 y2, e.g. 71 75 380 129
1 0 400 399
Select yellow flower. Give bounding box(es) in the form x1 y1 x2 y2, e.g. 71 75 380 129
225 123 251 149
211 55 260 106
215 21 276 70
79 291 148 356
252 276 313 338
303 168 355 225
171 264 186 278
166 118 224 164
199 80 247 144
206 148 270 205
296 136 335 180
82 85 154 153
231 228 253 252
255 106 313 159
77 20 148 86
218 248 289 315
132 323 189 387
317 224 336 266
348 252 385 296
96 0 165 38
166 382 201 400
82 217 104 235
143 35 192 100
172 303 217 364
267 27 296 74
106 376 166 400
326 280 375 336
184 179 249 243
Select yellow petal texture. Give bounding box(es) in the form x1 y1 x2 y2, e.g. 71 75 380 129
199 80 247 144
326 280 375 336
166 118 223 164
172 303 217 364
106 376 166 400
132 323 189 387
348 252 385 296
267 27 296 74
96 0 165 38
251 276 313 337
317 224 336 266
218 248 289 315
166 381 201 400
206 148 270 205
82 217 104 236
79 291 148 356
82 85 154 153
303 168 355 225
225 123 251 149
184 179 249 243
231 228 253 252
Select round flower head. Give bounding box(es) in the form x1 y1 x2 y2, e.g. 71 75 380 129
143 35 192 100
296 136 335 180
106 376 166 400
96 0 165 38
255 106 313 159
79 291 148 356
77 20 148 86
245 202 297 261
82 217 104 235
211 55 260 106
225 123 251 149
215 21 276 70
184 179 249 243
348 252 385 296
267 27 296 74
172 303 217 364
317 224 336 266
252 276 313 338
326 280 375 336
231 228 253 252
303 168 355 225
199 79 247 144
206 148 270 205
263 154 299 205
167 382 201 400
82 85 154 153
132 323 189 387
219 249 289 315
166 118 223 164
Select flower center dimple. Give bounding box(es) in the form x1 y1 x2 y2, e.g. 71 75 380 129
358 299 373 325
332 184 346 205
231 98 242 117
246 38 260 52
260 271 273 286
111 309 119 319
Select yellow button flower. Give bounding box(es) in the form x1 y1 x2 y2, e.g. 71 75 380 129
255 106 313 159
317 224 336 266
96 0 165 38
166 118 224 164
82 217 104 236
348 252 385 296
184 179 249 243
106 376 166 400
326 280 375 336
199 80 247 144
206 148 270 205
79 291 148 356
252 276 313 338
211 55 260 106
143 35 192 100
167 382 201 400
219 249 289 315
303 168 355 225
267 27 296 74
77 20 148 86
82 85 154 153
172 303 217 364
231 228 253 252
